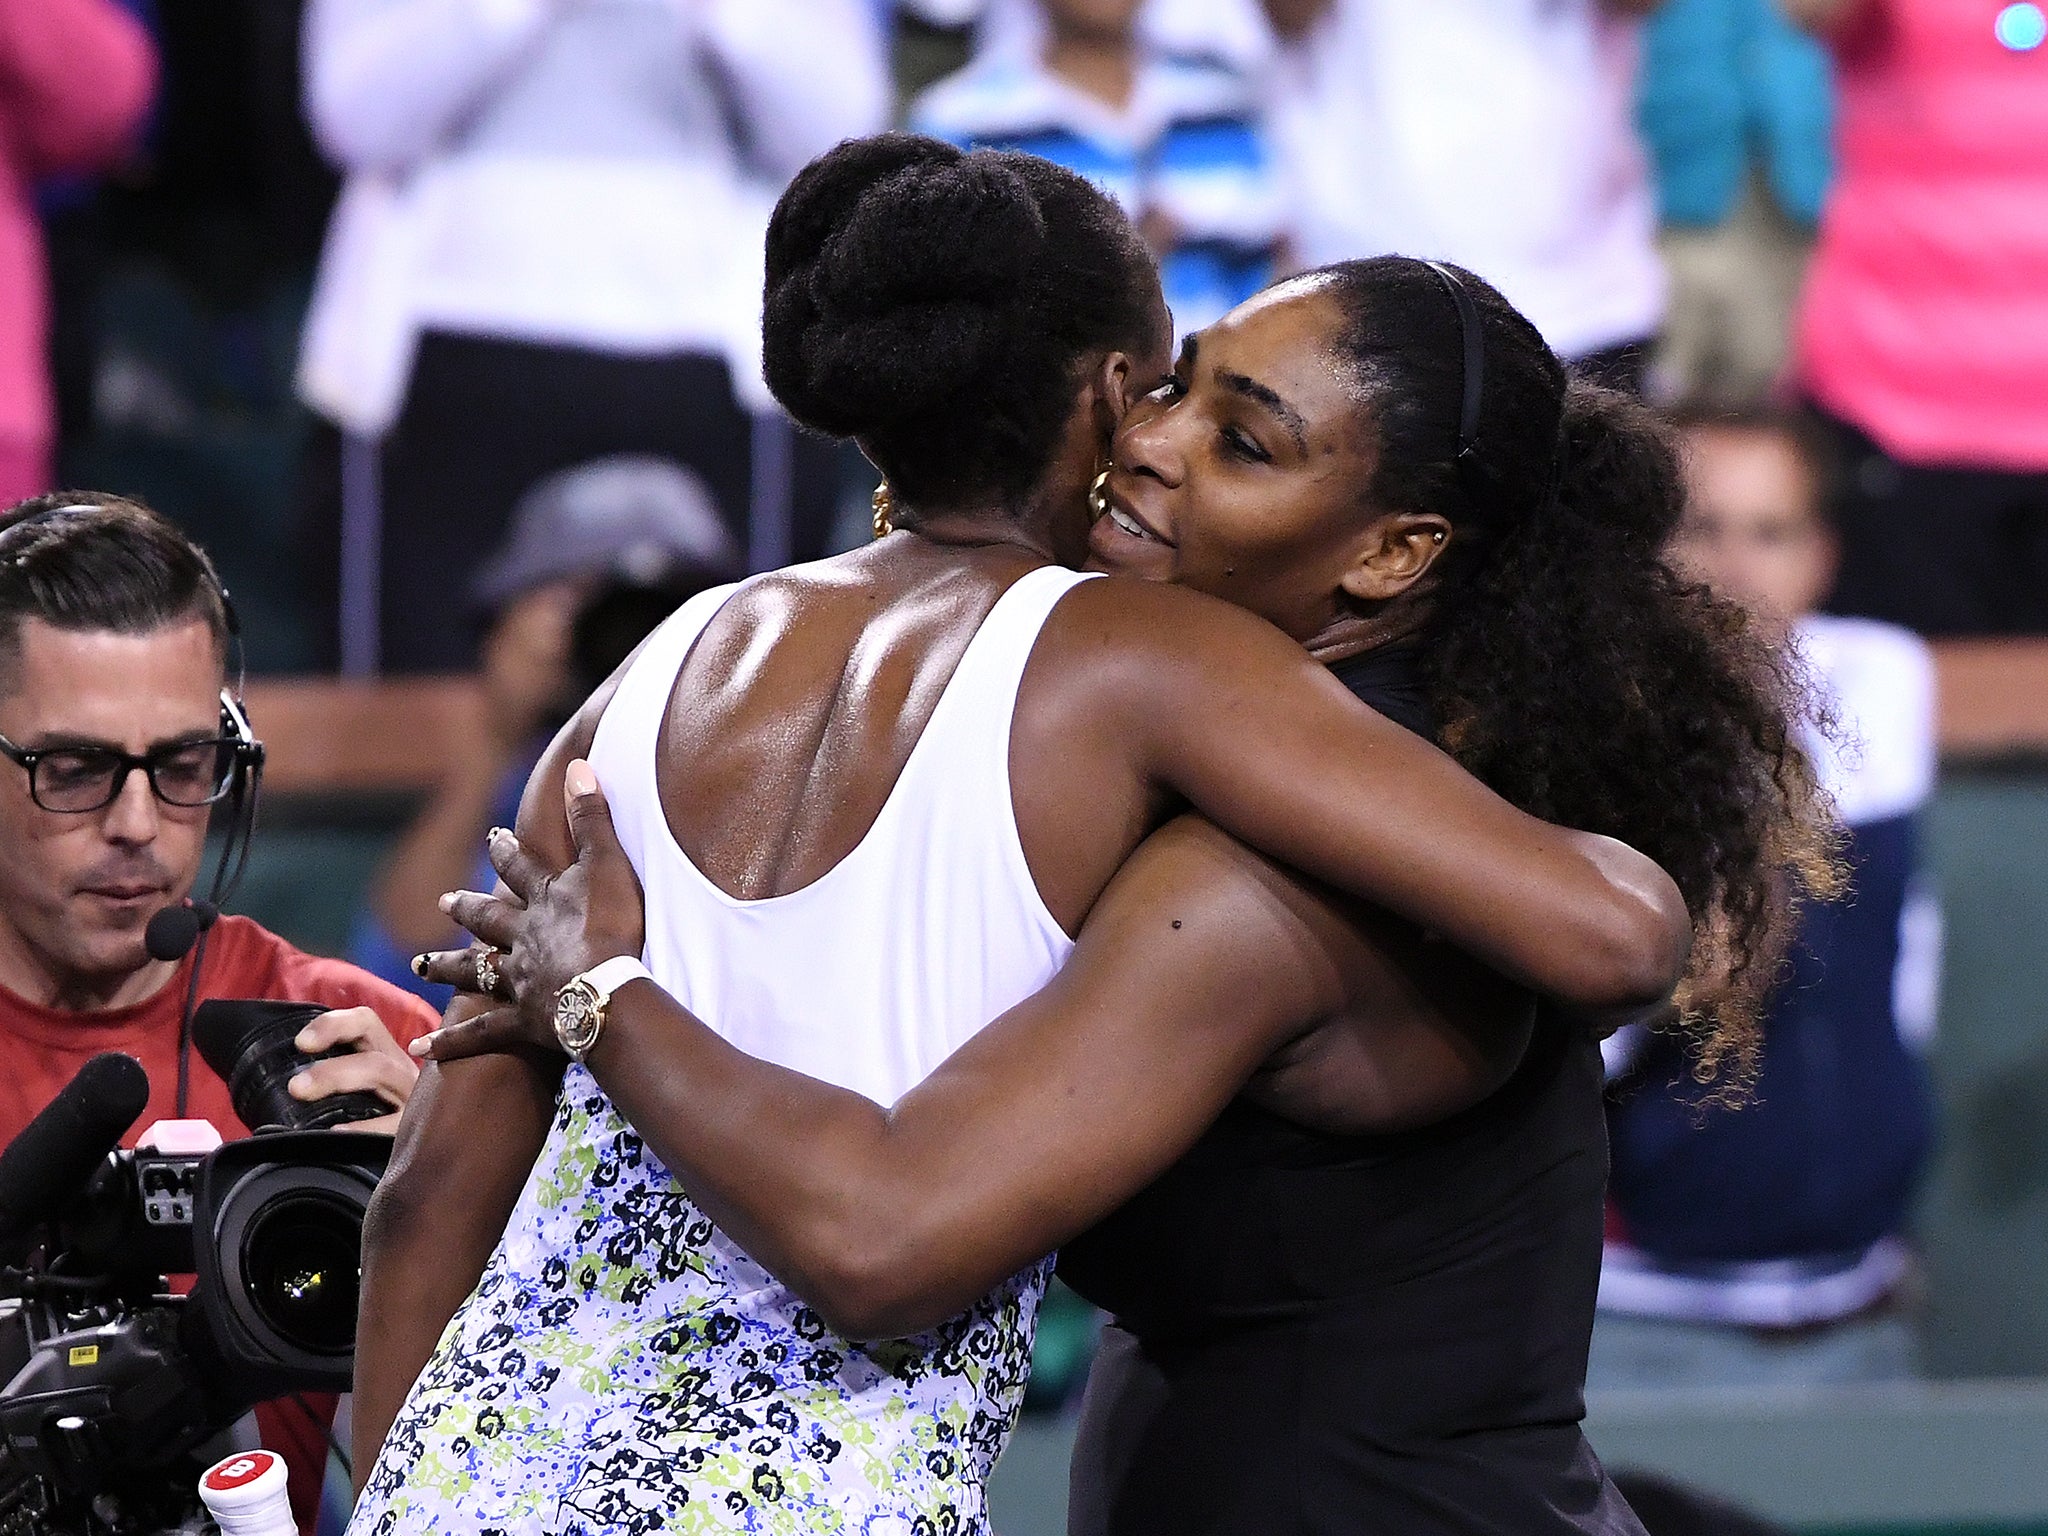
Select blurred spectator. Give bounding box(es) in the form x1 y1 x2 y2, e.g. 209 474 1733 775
346 455 737 1003
45 1 344 675
895 0 981 106
0 0 153 501
913 0 1286 339
295 0 888 674
973 0 1275 71
1789 0 2048 635
37 0 151 483
902 0 987 25
1264 0 1667 389
1595 406 1937 1387
1637 0 1834 406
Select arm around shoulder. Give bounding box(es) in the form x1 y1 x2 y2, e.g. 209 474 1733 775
1065 580 1690 1020
570 817 1338 1340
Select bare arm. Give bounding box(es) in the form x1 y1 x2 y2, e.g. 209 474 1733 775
1052 580 1690 1021
350 1044 558 1485
427 799 1518 1341
367 597 569 954
367 750 514 956
349 702 594 1485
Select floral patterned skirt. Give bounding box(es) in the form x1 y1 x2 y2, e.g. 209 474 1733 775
348 1068 1047 1536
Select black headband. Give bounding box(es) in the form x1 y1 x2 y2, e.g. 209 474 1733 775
1423 261 1485 468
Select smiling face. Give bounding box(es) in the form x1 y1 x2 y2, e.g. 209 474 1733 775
0 617 223 1010
1086 278 1451 643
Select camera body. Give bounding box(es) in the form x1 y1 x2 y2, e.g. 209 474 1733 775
0 1004 396 1534
61 1136 211 1284
0 1292 210 1535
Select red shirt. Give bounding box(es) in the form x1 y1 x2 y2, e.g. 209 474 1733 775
0 914 439 1531
0 913 437 1146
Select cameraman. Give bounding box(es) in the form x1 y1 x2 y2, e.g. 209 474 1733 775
0 493 435 1531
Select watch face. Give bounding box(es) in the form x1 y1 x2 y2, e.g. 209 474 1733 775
556 986 600 1048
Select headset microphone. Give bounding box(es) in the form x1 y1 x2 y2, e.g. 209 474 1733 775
145 899 220 964
147 894 227 1118
142 906 190 964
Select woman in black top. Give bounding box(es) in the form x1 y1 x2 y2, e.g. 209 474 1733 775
1059 644 1630 1534
417 242 1839 1529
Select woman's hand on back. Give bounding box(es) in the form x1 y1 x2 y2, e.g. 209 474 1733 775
412 759 648 1060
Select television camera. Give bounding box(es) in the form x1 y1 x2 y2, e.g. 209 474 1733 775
0 1002 395 1535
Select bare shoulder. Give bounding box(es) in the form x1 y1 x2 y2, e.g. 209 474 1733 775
1048 574 1302 661
1105 813 1336 924
513 642 639 863
1030 575 1332 723
1104 818 1538 1136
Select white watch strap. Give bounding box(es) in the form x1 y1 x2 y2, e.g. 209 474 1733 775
579 955 651 1003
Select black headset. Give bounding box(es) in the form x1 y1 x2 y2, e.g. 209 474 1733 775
1 500 268 1115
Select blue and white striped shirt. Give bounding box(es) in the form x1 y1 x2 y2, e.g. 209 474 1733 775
912 47 1287 337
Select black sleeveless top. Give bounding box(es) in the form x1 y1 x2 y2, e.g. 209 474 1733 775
1058 648 1644 1536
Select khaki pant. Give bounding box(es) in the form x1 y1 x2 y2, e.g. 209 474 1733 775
1652 173 1814 409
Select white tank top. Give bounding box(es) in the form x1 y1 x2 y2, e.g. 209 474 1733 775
351 563 1099 1536
592 562 1093 1104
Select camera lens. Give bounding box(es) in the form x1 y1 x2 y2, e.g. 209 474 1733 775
193 1001 388 1133
238 1191 361 1357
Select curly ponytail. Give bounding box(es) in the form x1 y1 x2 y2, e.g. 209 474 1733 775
1431 384 1842 1086
1323 258 1843 1087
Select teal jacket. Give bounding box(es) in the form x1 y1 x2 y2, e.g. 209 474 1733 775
1637 0 1835 228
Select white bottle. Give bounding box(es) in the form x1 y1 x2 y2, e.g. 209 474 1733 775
197 1448 296 1536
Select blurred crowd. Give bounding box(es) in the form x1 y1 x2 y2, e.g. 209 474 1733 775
7 0 2045 663
5 0 2045 1412
16 0 2048 663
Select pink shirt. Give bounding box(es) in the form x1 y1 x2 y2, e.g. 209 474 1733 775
0 0 154 475
1796 0 2048 470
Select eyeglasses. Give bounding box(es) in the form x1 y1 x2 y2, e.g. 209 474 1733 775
0 733 241 814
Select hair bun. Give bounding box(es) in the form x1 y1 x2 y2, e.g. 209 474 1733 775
764 134 960 294
764 136 1049 437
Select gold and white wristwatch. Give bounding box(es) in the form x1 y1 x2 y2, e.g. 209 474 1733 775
552 956 651 1063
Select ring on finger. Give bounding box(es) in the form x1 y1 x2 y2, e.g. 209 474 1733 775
474 946 504 996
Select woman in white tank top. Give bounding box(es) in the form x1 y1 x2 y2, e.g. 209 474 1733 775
353 139 1692 1536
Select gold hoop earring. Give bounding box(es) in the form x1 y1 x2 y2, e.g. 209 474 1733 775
872 483 894 539
1087 466 1112 521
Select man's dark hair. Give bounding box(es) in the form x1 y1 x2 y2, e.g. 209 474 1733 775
1662 400 1843 530
0 493 233 687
